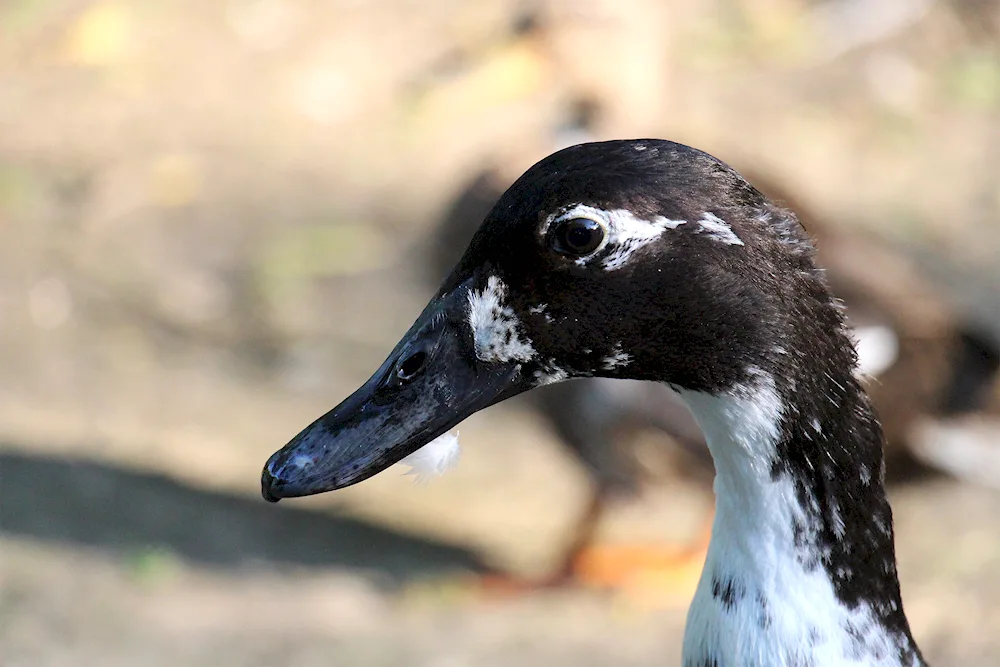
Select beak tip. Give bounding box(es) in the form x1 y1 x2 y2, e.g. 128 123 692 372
260 467 283 503
261 446 341 501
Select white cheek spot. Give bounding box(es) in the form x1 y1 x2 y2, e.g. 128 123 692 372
853 324 899 378
696 212 744 246
398 431 461 483
601 342 632 370
467 276 536 363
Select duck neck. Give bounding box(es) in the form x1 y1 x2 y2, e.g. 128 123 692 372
674 361 925 667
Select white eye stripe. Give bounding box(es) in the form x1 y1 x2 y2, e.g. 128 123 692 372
696 212 744 246
540 203 687 271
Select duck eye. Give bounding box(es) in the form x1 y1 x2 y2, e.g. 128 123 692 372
396 351 427 383
551 217 606 256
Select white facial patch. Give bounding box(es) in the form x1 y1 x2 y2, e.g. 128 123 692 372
677 370 914 667
541 203 686 272
398 431 461 483
533 364 569 386
467 275 536 363
696 212 744 246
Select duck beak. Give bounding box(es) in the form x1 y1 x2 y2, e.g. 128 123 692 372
261 283 530 502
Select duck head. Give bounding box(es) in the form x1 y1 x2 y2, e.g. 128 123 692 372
261 139 828 501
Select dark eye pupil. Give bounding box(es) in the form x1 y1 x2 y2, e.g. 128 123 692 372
397 351 426 381
553 218 604 255
566 225 594 249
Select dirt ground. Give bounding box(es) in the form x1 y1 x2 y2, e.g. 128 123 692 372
3 438 1000 667
2 1 1000 665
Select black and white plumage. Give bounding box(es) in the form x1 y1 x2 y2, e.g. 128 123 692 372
430 169 711 494
429 160 1000 500
262 140 926 665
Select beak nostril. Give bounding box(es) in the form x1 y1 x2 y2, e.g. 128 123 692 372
397 350 427 382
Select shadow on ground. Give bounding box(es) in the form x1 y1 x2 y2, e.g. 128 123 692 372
0 449 491 584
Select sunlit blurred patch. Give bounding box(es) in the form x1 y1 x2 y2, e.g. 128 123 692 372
28 277 73 329
64 2 133 67
226 0 301 52
865 52 925 114
148 153 203 207
910 416 1000 491
407 41 549 125
157 271 230 324
288 65 358 125
807 0 933 64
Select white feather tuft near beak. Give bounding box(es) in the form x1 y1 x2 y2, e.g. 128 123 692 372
398 431 461 483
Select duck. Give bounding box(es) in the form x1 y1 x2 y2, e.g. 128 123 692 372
262 139 926 665
424 143 1000 589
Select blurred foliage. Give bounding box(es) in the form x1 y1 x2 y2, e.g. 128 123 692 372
946 48 1000 110
123 545 181 587
260 223 395 300
64 2 134 67
0 163 44 216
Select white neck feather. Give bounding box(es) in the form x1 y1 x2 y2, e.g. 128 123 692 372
675 371 917 667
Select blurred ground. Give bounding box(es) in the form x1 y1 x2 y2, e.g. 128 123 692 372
2 0 1000 665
